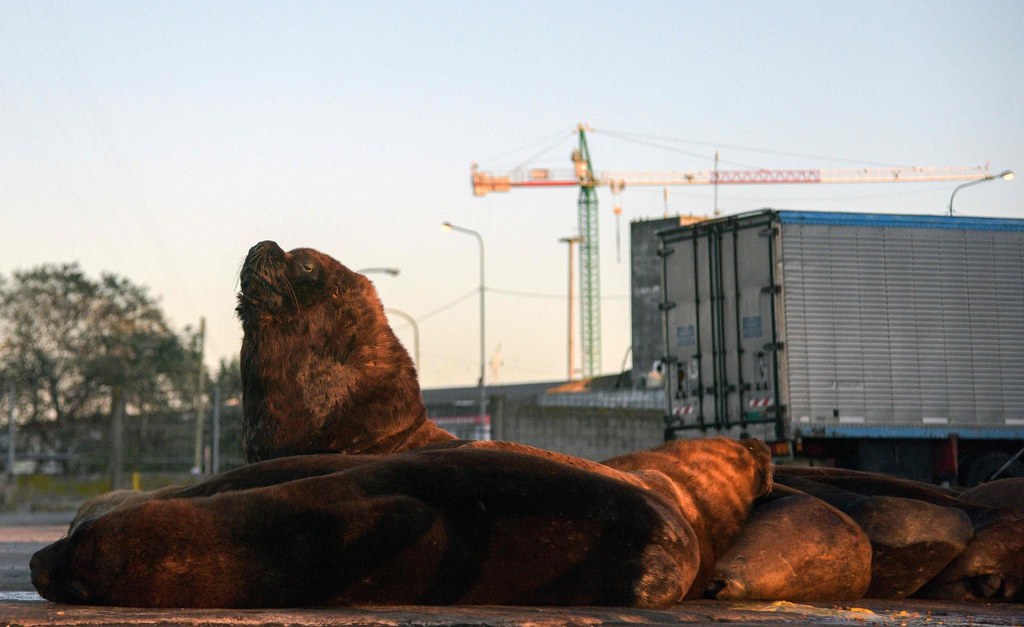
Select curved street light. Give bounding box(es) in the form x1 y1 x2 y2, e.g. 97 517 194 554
384 308 420 373
357 267 401 276
441 221 486 430
948 170 1015 216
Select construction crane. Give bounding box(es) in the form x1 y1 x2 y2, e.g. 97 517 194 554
471 123 996 379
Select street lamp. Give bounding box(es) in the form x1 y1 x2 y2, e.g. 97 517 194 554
357 267 401 277
441 222 486 430
948 170 1015 216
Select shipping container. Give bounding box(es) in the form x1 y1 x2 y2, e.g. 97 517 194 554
656 209 1024 484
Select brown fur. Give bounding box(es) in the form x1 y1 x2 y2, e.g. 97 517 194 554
959 478 1024 510
236 241 455 461
708 492 872 601
776 466 1024 602
51 437 773 607
45 242 777 608
775 474 973 599
32 448 698 608
603 438 774 597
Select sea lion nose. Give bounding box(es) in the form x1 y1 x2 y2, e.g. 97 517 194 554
250 240 281 255
29 549 51 595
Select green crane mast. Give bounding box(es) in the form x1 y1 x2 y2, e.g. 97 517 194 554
572 125 601 379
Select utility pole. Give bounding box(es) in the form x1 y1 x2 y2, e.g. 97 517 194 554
6 382 14 477
110 387 125 489
211 385 221 475
191 317 206 475
559 236 581 380
713 151 720 217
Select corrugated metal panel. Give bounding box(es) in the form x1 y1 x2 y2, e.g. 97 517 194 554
780 219 1024 432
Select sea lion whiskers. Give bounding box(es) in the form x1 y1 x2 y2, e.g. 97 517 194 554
240 247 301 314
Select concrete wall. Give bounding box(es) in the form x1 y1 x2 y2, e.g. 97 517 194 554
491 397 664 461
630 216 687 389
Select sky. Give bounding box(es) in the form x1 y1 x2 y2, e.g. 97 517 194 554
2 0 1022 390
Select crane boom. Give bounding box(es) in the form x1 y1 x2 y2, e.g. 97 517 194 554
473 164 993 195
471 124 998 382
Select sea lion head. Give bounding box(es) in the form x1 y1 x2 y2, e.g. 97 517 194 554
235 241 454 462
237 240 366 321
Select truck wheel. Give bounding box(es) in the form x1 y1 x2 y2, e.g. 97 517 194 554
964 452 1024 486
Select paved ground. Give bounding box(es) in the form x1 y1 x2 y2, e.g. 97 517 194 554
1 513 1022 626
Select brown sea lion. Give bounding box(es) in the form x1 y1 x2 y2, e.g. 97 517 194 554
707 489 872 601
775 466 1024 602
50 241 774 608
603 437 774 597
232 240 774 598
959 477 1024 510
775 474 973 599
236 240 456 461
32 447 699 608
55 437 771 606
66 454 391 534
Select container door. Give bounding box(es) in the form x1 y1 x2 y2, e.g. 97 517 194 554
660 212 780 437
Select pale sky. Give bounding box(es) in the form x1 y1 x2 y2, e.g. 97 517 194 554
2 1 1021 390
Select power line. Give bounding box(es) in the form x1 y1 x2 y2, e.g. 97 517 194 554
479 127 575 166
489 287 629 301
415 289 479 323
594 127 909 168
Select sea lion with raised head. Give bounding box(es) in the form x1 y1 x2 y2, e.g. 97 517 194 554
237 240 457 461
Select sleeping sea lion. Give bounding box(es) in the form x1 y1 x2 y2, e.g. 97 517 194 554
31 448 699 608
707 487 872 601
959 477 1024 510
775 466 1024 602
603 437 773 597
46 436 770 606
775 473 973 598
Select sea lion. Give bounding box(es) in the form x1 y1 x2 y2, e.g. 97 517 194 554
237 240 456 461
775 474 973 598
707 489 872 601
959 477 1024 510
53 437 772 607
66 454 391 534
603 437 774 597
32 447 699 608
775 466 1024 602
48 241 775 608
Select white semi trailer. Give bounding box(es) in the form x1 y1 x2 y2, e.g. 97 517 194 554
656 210 1024 485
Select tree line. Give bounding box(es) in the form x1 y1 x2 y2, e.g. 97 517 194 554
0 262 242 478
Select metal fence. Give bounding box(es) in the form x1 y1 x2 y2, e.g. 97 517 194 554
2 404 245 479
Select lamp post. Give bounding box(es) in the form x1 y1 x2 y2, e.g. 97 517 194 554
442 222 486 429
948 170 1015 216
384 308 420 373
559 236 581 381
357 267 401 277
